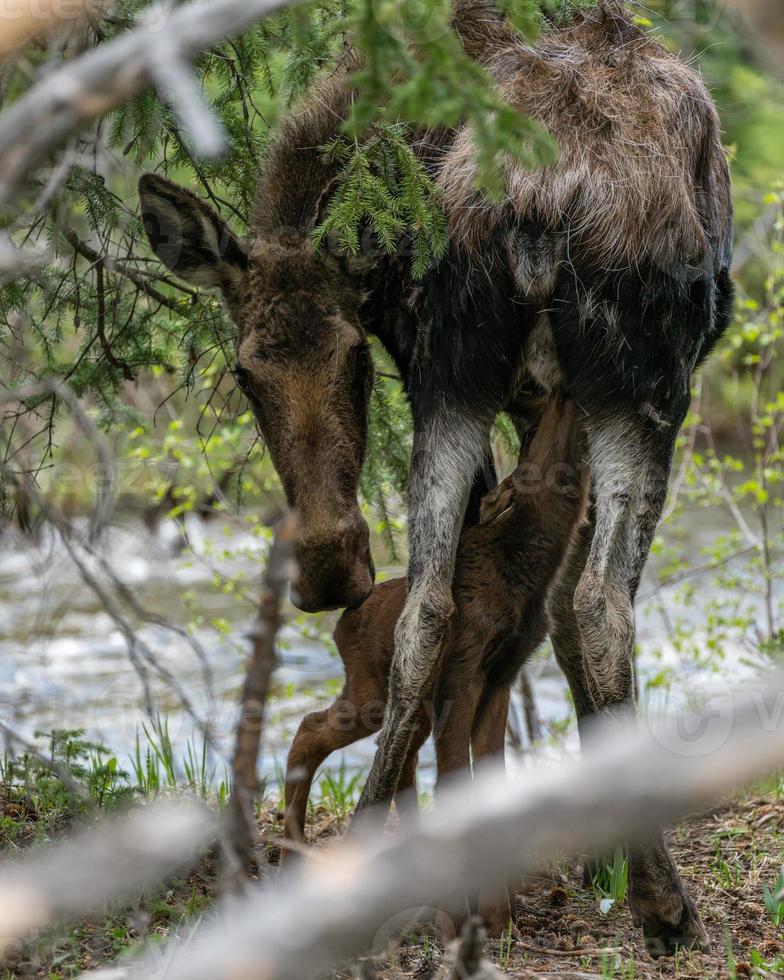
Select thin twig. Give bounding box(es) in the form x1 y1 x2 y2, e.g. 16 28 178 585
515 941 624 958
64 228 183 315
95 258 134 380
224 514 298 887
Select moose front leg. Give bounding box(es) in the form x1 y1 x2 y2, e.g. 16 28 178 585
354 413 491 819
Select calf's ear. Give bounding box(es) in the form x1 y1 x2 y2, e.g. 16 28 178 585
138 173 247 295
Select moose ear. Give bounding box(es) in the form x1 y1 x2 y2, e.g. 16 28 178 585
138 173 248 294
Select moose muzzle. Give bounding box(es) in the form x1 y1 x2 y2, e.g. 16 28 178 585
291 509 375 612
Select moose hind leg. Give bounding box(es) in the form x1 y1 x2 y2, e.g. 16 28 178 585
575 413 708 957
394 712 431 824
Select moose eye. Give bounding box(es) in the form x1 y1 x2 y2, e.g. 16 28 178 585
233 364 252 393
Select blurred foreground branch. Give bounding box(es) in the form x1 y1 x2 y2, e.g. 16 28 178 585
81 672 784 980
0 0 304 201
0 801 213 955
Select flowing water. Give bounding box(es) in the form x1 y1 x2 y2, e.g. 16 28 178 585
0 504 776 793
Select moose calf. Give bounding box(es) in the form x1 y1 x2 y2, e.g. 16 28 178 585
283 397 588 930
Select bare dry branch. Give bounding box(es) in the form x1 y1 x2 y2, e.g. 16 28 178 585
0 379 115 538
62 228 183 316
0 232 46 283
0 801 214 953
0 0 305 202
151 58 226 158
447 917 502 980
224 515 298 886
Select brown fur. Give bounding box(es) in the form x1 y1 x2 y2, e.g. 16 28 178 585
440 4 731 269
253 4 731 274
282 397 588 932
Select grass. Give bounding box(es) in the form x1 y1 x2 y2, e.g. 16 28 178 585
590 847 629 910
498 921 514 970
318 756 363 821
762 866 784 927
133 715 178 792
712 835 746 891
2 722 224 849
0 729 136 846
599 948 637 979
0 725 222 978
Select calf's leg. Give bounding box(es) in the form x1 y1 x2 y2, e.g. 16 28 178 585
283 697 376 862
432 680 516 939
548 508 597 728
471 685 516 937
431 671 486 940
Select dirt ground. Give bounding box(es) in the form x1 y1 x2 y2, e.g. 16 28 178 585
263 794 784 980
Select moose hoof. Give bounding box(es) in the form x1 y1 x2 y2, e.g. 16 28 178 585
436 894 517 944
634 891 710 958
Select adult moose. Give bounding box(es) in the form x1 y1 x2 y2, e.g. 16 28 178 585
139 0 733 956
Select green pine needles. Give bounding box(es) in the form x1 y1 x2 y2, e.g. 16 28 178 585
345 0 559 224
313 124 448 278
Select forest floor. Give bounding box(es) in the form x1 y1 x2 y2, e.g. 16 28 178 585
2 773 783 979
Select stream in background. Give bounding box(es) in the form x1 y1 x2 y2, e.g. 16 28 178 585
0 503 776 794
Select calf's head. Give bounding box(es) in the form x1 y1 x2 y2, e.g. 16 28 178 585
138 174 375 612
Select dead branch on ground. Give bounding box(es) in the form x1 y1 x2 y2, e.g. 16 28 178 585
0 801 213 953
78 671 784 980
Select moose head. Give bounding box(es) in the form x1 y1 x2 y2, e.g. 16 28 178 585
138 174 375 612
